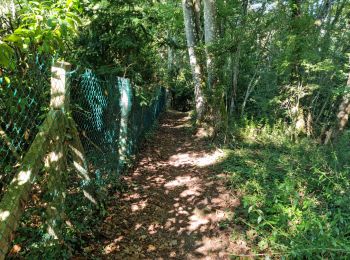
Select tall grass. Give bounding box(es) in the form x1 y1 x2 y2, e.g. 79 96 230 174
216 121 350 258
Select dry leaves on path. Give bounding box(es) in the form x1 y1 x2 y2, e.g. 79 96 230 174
82 111 238 259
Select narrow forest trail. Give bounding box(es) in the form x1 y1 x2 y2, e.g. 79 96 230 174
89 111 239 259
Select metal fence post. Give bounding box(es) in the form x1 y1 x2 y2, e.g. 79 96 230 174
118 77 133 172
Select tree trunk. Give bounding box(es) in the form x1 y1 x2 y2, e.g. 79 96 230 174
290 0 302 84
289 0 306 136
229 0 248 117
203 0 218 89
229 45 240 116
193 0 203 42
320 0 345 59
167 33 176 109
325 78 350 143
337 57 350 131
182 0 207 121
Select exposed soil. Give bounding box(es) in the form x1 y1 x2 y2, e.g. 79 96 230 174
88 111 239 259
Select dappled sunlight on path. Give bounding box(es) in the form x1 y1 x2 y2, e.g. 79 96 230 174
91 111 237 259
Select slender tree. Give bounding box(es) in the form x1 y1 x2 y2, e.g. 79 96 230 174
182 0 207 121
203 0 218 89
229 0 248 117
337 56 350 131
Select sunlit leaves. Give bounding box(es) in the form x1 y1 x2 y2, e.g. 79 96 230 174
3 0 81 56
0 41 15 69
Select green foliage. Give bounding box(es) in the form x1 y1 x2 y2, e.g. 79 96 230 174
216 122 350 258
72 1 160 87
0 41 15 69
212 0 350 137
0 0 81 73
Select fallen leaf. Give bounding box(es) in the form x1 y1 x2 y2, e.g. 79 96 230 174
147 244 156 252
10 244 21 254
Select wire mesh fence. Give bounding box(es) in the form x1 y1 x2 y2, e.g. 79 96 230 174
0 60 166 198
71 70 121 172
0 55 52 200
0 58 166 257
71 69 166 178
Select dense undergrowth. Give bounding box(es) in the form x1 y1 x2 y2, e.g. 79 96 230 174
215 121 350 258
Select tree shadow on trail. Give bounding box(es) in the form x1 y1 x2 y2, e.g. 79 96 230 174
88 111 238 259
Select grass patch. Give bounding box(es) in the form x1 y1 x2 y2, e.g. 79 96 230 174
215 122 350 258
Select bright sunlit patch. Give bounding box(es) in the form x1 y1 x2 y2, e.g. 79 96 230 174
103 236 123 254
83 190 97 204
47 151 62 162
73 161 90 180
131 199 148 212
177 208 190 216
147 176 166 185
164 176 197 188
188 212 209 231
164 218 176 229
47 225 58 239
135 223 143 230
173 122 192 129
127 193 141 200
15 170 31 185
168 153 192 166
148 222 161 234
168 149 224 168
180 188 201 198
69 145 84 161
193 236 228 258
196 150 224 167
0 210 10 221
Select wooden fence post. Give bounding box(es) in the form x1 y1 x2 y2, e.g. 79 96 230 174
50 62 71 112
44 62 71 239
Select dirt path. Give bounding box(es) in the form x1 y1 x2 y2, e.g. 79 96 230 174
91 111 236 259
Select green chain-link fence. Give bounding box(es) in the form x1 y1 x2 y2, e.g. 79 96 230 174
0 58 166 257
0 62 166 201
71 69 166 179
0 55 52 200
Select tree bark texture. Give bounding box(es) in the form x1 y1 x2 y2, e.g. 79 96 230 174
182 0 206 120
337 57 350 131
203 0 218 89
